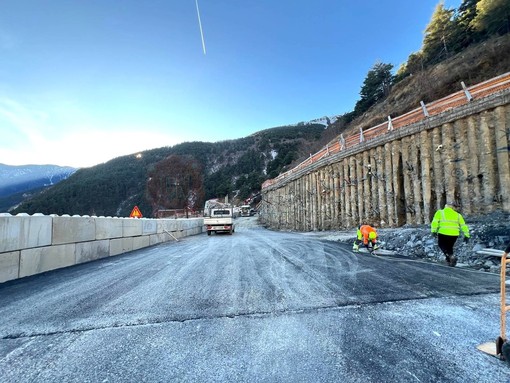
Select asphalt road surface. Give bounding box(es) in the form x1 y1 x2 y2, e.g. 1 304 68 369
1 217 509 382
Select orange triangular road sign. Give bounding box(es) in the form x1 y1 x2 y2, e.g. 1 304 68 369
129 205 143 218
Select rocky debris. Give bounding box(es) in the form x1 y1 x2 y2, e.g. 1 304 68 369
371 212 510 273
287 211 510 273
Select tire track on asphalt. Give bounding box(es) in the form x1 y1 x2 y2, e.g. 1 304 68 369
2 289 499 341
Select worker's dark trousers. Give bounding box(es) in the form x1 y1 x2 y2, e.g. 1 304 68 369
437 233 458 256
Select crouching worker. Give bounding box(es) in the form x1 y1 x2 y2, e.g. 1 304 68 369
353 224 379 252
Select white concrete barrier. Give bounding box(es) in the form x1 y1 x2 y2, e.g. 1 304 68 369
0 214 204 283
20 244 76 278
0 213 52 253
96 217 123 240
143 220 157 235
52 215 95 245
76 239 110 264
0 251 20 283
123 218 143 237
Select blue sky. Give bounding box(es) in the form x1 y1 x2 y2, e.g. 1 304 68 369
0 0 461 168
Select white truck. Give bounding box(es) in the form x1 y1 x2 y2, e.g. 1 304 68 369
203 200 235 235
240 204 251 217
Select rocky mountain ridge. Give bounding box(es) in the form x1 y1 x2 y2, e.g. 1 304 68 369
0 164 77 212
0 163 76 196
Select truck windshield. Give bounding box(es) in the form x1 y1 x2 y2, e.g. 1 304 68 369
213 210 230 215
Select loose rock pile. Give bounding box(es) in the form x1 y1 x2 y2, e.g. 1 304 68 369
376 211 510 273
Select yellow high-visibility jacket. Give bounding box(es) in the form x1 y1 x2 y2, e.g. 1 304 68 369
431 207 470 237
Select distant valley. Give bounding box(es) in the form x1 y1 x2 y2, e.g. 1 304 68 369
0 164 77 212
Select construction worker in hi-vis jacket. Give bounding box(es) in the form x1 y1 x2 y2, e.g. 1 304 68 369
353 224 379 252
431 201 470 267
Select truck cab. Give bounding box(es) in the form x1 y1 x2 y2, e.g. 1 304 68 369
240 205 251 217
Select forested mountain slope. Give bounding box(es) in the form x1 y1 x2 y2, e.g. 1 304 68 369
12 124 325 217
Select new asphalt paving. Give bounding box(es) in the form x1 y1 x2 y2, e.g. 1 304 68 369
1 218 509 382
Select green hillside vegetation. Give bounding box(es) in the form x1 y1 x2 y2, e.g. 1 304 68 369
13 124 325 217
0 187 46 213
11 0 510 218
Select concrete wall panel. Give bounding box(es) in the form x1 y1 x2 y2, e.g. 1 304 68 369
20 244 76 278
123 219 143 237
0 215 52 253
142 220 157 235
95 217 123 240
0 251 20 283
76 240 110 264
158 220 178 234
110 237 134 256
53 216 95 245
133 236 150 251
150 233 165 246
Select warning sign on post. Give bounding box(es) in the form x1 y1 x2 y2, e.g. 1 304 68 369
129 206 143 218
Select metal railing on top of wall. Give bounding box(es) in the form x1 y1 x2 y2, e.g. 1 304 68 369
262 72 510 190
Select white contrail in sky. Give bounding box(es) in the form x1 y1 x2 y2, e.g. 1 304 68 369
195 0 206 55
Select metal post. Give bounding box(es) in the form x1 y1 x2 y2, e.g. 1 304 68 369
387 116 393 131
461 81 473 102
420 101 429 117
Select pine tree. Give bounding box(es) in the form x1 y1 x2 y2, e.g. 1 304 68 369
354 62 394 116
471 0 510 36
452 0 480 50
422 2 456 66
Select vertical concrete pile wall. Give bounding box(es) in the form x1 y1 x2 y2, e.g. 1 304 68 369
0 214 204 283
260 90 510 231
